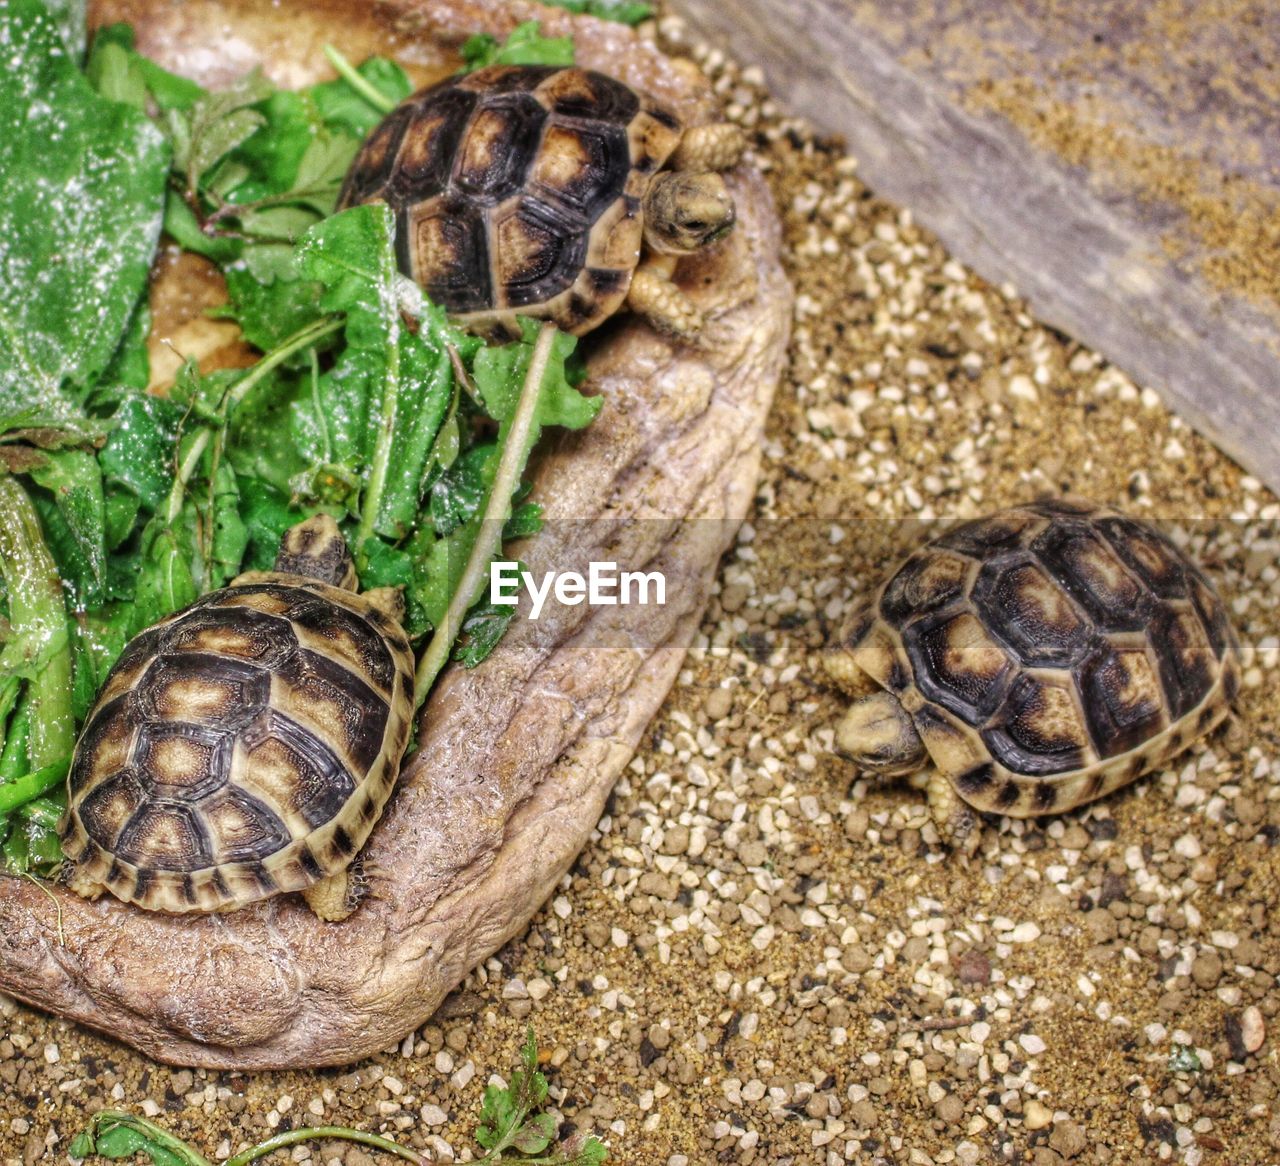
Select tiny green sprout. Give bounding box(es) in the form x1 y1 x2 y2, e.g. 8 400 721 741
1167 1043 1203 1074
472 1028 608 1164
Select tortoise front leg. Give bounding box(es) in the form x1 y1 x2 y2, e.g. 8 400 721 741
909 770 981 854
671 122 746 171
627 255 703 339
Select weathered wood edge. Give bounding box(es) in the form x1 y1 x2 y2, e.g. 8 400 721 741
672 0 1280 494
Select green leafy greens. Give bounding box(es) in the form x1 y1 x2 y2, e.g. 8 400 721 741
0 7 599 874
461 20 577 72
542 0 653 25
68 1111 424 1166
0 0 168 420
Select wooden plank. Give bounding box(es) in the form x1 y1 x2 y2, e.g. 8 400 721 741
670 0 1280 493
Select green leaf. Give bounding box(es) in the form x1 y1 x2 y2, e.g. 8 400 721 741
87 24 204 112
470 1027 607 1164
566 1137 610 1165
295 204 457 543
453 594 518 668
97 298 153 393
87 38 148 108
67 1113 208 1166
98 395 185 513
224 88 315 200
239 478 310 571
431 444 494 538
311 56 412 138
505 498 543 541
542 0 653 24
511 1112 557 1155
44 0 87 60
413 323 598 705
0 477 74 775
0 0 168 413
133 517 198 628
27 448 107 602
172 70 274 180
161 192 241 263
473 320 600 433
461 21 575 72
475 1082 520 1152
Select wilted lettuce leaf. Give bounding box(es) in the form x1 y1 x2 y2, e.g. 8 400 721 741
0 0 168 416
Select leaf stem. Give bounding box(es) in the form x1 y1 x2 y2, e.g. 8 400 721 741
0 760 69 814
323 45 398 114
413 321 557 707
162 315 344 525
73 1111 215 1166
71 1112 423 1166
224 1126 425 1165
355 211 403 564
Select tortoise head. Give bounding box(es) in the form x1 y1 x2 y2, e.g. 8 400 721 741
274 515 357 590
834 690 927 778
643 171 736 255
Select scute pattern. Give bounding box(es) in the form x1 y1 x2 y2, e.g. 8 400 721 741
62 575 414 912
846 500 1239 815
339 64 683 337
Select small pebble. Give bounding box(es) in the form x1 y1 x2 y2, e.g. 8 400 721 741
1241 1006 1266 1053
1024 1100 1054 1130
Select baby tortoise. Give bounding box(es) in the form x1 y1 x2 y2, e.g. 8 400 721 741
59 516 414 920
823 499 1240 845
339 63 744 340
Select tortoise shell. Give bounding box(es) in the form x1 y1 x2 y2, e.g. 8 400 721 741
837 499 1240 816
59 574 414 914
338 64 684 337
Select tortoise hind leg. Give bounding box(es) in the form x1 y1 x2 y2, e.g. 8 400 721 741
302 870 359 922
671 123 746 171
302 854 383 921
60 862 106 901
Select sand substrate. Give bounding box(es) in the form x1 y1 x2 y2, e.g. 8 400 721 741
2 13 1278 1166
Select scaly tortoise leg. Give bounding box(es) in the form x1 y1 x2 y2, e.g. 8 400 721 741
909 770 980 854
671 122 747 171
302 872 354 922
302 853 390 921
627 255 703 339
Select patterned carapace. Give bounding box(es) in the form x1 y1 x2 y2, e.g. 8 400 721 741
830 499 1240 818
339 64 684 337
